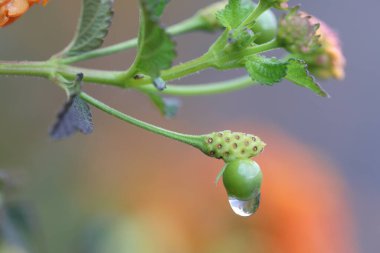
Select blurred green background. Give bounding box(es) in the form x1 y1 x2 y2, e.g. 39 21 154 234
0 1 379 253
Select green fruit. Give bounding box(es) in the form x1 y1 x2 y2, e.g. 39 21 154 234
223 159 262 200
252 7 278 44
203 130 266 162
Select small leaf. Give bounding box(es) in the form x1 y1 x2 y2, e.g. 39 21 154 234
146 92 181 118
245 55 288 85
216 0 252 29
143 0 169 17
153 77 166 91
215 164 227 185
61 0 114 57
286 58 329 97
50 95 93 140
130 0 176 80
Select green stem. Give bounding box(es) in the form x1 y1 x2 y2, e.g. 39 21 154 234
129 39 279 86
80 92 206 150
0 61 53 78
126 52 215 87
237 0 271 30
60 15 208 65
0 61 126 87
244 39 280 55
162 53 214 81
138 76 256 96
166 15 208 36
0 39 277 89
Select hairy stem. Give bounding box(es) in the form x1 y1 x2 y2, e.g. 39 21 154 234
60 15 208 65
237 0 271 30
80 92 206 150
0 40 278 90
138 76 257 96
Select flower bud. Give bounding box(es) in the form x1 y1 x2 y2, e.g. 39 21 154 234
195 0 278 44
301 14 346 80
278 7 345 80
278 7 321 54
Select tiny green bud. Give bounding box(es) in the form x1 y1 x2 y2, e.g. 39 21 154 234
278 7 321 55
203 130 266 162
195 1 277 44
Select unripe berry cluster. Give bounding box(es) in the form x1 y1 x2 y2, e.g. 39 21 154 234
203 130 266 162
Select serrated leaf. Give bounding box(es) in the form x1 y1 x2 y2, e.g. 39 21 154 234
146 92 181 118
130 0 176 80
50 95 93 140
61 0 114 57
245 56 288 85
216 0 253 29
286 58 328 97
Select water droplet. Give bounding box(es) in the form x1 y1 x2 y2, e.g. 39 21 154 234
228 193 260 217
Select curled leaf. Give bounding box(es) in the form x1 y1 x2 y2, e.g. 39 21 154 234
50 95 93 140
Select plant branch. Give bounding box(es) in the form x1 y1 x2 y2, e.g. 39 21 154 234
237 0 271 30
80 92 206 150
59 15 209 65
137 76 257 96
0 40 278 90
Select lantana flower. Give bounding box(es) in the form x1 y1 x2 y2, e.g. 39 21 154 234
303 14 346 80
278 7 345 80
0 0 48 27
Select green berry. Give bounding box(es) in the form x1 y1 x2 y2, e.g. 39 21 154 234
252 6 277 44
223 159 262 200
203 130 266 162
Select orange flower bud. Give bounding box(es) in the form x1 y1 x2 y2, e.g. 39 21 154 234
0 0 48 28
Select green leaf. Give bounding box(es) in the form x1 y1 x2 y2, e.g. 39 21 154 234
143 0 169 17
146 92 181 118
61 0 114 57
50 95 94 140
286 58 328 97
216 0 252 29
215 164 227 185
245 55 288 85
130 0 176 80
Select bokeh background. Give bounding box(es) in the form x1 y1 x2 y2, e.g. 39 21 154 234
0 0 379 252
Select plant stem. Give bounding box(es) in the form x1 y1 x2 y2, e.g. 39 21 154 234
0 38 277 89
60 15 208 65
244 39 280 55
0 61 53 78
0 60 128 87
138 76 257 96
237 0 271 30
80 92 206 150
125 52 215 87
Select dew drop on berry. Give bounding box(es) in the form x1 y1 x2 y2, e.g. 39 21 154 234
227 193 261 217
